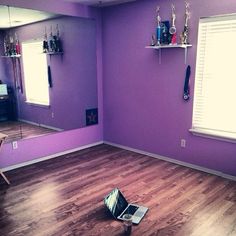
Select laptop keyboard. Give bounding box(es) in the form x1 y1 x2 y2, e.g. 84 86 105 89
122 205 139 216
134 210 144 218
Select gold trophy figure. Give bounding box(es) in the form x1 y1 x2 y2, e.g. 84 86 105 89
181 1 190 44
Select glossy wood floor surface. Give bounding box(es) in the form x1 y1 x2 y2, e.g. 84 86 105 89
0 121 58 143
0 144 236 236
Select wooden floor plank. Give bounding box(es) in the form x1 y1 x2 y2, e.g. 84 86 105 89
0 144 236 236
0 121 58 143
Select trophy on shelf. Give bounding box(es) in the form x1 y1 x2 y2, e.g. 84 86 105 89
169 4 177 45
43 27 49 53
55 24 63 52
3 33 18 56
160 21 170 45
3 35 9 56
180 1 190 44
43 25 63 53
156 6 161 45
15 33 21 55
150 33 156 46
49 25 55 52
9 35 14 54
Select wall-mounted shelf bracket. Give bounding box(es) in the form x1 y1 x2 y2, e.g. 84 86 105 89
145 44 192 64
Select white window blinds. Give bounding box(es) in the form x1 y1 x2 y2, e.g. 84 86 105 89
191 14 236 141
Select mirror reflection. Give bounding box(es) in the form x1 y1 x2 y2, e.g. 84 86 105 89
0 6 98 143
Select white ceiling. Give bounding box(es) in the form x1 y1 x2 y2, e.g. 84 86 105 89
0 5 59 29
65 0 137 7
0 0 136 29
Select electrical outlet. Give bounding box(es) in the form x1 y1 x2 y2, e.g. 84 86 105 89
12 141 18 149
181 139 186 148
51 112 54 118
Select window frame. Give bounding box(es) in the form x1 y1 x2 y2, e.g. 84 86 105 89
190 14 236 143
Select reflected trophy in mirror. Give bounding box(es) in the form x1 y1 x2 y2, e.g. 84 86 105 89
43 27 49 53
180 1 190 44
55 24 63 53
156 6 161 45
169 4 177 45
44 24 63 53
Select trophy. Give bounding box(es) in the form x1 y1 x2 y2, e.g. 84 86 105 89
55 24 63 52
156 6 161 45
180 1 190 44
150 33 157 46
169 4 177 44
49 25 56 52
43 27 49 53
161 21 170 45
15 33 20 55
4 35 10 56
9 34 15 55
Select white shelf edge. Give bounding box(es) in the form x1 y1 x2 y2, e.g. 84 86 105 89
145 44 192 49
43 52 63 55
1 55 21 58
145 44 192 64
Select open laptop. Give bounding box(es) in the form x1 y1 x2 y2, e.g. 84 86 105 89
104 188 148 224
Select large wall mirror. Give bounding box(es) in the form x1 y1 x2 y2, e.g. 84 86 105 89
0 5 98 143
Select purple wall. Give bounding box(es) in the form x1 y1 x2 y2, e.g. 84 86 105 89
4 16 98 130
0 0 103 169
1 0 236 177
102 0 236 176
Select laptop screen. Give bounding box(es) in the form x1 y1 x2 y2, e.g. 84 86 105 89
104 188 129 218
0 84 8 96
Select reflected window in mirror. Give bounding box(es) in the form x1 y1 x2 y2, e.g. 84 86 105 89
22 40 49 106
0 13 98 143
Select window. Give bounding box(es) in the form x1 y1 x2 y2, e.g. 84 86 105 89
191 14 236 142
22 40 49 106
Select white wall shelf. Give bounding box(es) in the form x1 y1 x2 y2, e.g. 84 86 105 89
1 54 21 58
44 52 63 55
145 44 192 64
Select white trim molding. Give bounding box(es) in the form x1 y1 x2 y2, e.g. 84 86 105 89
19 119 63 131
189 128 236 144
3 140 236 182
104 141 236 182
2 141 103 172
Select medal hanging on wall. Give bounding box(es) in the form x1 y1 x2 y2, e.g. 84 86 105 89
17 58 23 93
183 65 191 101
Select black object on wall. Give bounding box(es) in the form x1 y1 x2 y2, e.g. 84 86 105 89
86 108 98 126
48 65 53 88
183 65 191 101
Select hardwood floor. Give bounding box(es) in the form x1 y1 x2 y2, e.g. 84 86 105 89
0 144 236 236
0 121 58 143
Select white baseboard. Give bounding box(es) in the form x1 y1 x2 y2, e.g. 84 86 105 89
39 124 63 132
4 140 236 182
2 141 103 172
104 141 236 182
19 119 63 131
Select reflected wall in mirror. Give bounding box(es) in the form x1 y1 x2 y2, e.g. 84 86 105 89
0 8 98 143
